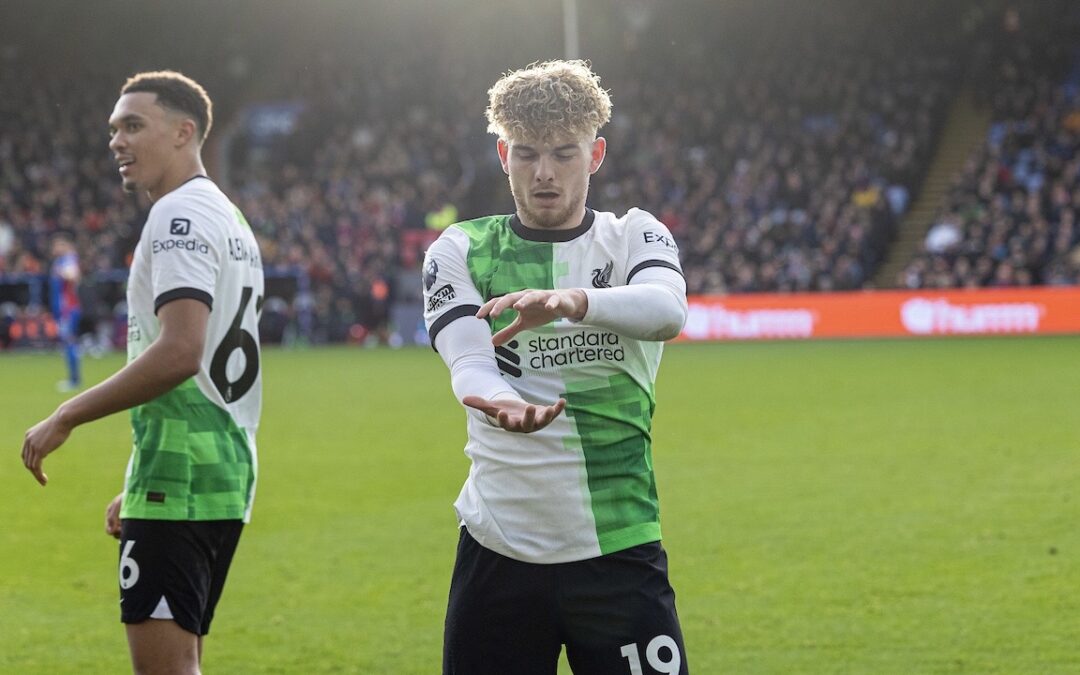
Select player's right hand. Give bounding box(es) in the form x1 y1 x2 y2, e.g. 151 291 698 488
21 409 73 486
104 493 123 539
462 396 566 433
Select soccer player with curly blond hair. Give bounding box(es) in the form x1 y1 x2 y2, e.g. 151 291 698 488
424 60 690 674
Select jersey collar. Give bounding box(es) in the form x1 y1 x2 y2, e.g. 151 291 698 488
180 174 211 187
510 208 595 242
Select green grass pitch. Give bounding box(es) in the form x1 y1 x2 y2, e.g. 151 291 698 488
3 336 1079 673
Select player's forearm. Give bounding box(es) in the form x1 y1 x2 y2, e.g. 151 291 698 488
436 316 524 404
449 350 522 404
55 338 199 429
580 274 688 341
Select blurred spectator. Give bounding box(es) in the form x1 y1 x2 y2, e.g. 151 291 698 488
49 234 82 390
925 218 963 254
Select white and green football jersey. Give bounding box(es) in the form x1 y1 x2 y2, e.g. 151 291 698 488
123 176 264 522
424 208 684 563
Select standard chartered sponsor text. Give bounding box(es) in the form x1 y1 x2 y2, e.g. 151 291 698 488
527 331 625 368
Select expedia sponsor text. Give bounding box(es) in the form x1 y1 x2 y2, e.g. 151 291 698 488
152 238 209 255
643 231 679 251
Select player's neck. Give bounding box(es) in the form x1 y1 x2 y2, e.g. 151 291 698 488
517 205 588 231
147 156 208 203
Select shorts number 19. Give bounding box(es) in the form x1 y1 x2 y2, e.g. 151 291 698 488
620 635 681 674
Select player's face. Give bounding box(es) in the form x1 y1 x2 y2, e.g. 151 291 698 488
498 133 606 230
107 92 182 197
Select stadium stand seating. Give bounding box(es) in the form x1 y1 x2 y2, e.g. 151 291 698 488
897 2 1080 288
1 0 1075 347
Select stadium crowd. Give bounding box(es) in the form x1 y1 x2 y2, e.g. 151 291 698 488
595 48 950 295
898 4 1080 288
1 1 1074 348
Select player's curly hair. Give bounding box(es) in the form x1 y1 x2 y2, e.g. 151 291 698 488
485 60 612 143
121 70 213 143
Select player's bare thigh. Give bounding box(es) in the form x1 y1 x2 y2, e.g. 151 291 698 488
125 619 201 675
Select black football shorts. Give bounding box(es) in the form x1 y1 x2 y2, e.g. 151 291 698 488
443 527 689 675
118 518 244 636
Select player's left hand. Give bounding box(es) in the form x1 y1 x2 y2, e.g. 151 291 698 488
21 410 73 486
104 493 123 539
477 289 588 346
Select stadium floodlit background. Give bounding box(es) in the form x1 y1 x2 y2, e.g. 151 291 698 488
2 0 1080 673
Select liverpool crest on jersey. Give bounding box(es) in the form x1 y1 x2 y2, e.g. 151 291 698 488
591 261 613 288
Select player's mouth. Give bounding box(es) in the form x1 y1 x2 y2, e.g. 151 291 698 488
117 158 135 175
532 190 560 203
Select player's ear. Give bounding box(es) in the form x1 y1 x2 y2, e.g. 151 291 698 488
497 138 511 175
174 116 198 148
588 137 606 174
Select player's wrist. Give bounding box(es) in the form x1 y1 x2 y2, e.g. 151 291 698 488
568 289 588 321
53 401 80 432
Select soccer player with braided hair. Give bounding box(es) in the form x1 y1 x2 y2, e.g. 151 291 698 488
22 70 263 674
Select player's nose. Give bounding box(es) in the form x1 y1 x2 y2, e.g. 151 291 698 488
534 155 555 182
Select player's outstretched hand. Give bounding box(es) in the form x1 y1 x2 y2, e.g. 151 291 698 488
477 289 588 346
463 396 566 433
104 493 123 539
21 410 73 486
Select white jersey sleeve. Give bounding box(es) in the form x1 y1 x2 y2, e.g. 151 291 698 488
143 195 223 313
423 227 522 412
422 228 487 346
624 207 683 282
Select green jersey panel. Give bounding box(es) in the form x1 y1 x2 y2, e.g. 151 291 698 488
564 373 660 555
452 216 555 336
124 380 255 520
